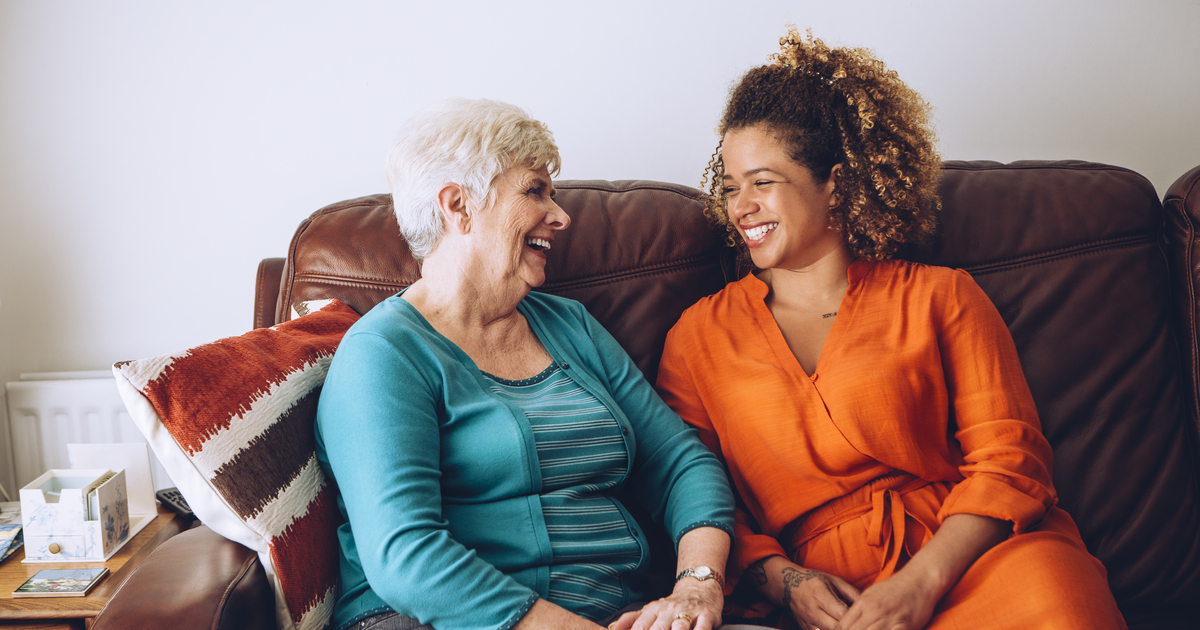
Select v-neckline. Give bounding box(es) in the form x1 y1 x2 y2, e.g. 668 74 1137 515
744 261 866 380
396 290 558 381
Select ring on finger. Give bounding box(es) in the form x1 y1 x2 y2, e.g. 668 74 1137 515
673 613 693 626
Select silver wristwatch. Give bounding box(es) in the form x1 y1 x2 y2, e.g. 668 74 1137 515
675 565 725 588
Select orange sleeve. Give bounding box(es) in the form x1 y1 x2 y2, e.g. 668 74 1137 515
656 324 719 451
657 322 789 589
935 270 1057 533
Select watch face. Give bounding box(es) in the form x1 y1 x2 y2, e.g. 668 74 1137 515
694 566 712 579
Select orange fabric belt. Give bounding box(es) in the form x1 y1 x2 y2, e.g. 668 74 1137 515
780 473 936 581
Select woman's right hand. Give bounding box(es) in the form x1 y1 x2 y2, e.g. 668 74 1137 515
749 556 861 630
779 565 860 630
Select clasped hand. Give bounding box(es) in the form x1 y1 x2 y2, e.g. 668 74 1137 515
782 566 939 630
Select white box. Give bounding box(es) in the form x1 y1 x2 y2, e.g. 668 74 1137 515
20 469 131 562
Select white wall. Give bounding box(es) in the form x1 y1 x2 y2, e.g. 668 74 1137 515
1 0 1198 490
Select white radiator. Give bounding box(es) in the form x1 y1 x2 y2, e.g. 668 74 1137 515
3 371 173 494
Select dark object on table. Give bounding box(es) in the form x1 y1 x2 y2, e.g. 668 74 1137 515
156 488 195 519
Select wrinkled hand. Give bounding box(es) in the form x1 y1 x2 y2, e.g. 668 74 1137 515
834 570 937 630
779 567 860 630
608 579 722 630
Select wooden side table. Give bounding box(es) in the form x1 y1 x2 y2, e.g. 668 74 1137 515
0 506 189 629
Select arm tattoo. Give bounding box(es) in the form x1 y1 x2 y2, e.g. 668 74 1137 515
745 557 769 588
779 567 823 606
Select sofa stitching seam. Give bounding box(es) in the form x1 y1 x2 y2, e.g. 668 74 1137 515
1181 210 1200 532
1173 194 1200 500
1181 204 1200 434
540 260 721 292
554 182 703 199
289 254 724 291
939 162 1144 177
539 255 723 289
960 235 1154 275
292 276 406 291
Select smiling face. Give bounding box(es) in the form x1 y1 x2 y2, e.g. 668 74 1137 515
470 164 570 290
722 124 843 271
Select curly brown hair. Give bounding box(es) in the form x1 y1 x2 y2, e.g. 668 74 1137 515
703 28 941 261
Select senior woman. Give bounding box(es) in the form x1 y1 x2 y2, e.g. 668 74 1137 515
315 98 735 630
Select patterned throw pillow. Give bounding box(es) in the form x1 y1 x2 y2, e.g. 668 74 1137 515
113 299 360 630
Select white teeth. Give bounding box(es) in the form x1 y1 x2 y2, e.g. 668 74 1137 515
526 237 550 251
744 223 777 240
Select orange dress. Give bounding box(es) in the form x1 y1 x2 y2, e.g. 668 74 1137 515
657 259 1125 629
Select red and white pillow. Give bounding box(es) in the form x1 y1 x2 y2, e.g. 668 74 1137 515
113 299 360 630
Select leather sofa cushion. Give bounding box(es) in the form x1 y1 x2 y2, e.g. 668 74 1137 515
93 524 275 630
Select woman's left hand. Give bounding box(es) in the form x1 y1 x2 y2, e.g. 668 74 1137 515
608 578 723 630
840 511 1017 628
833 569 937 630
835 513 1012 630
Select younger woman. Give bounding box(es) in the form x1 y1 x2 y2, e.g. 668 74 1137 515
656 30 1126 630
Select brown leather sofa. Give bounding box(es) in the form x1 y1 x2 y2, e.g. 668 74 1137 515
94 160 1200 630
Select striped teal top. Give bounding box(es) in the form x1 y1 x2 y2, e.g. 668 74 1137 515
482 363 640 621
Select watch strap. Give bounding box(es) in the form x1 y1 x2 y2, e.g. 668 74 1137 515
675 565 725 588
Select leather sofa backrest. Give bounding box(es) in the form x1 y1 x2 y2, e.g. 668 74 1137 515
918 161 1200 619
265 161 1200 625
274 180 732 385
1164 164 1200 432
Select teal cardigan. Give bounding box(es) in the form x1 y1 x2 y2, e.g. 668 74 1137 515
315 291 735 630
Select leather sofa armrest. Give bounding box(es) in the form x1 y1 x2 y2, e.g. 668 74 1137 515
255 257 287 329
93 525 276 630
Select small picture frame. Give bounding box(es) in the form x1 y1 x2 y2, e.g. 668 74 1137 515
12 567 109 598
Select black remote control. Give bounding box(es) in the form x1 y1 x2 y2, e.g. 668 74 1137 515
156 487 196 519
